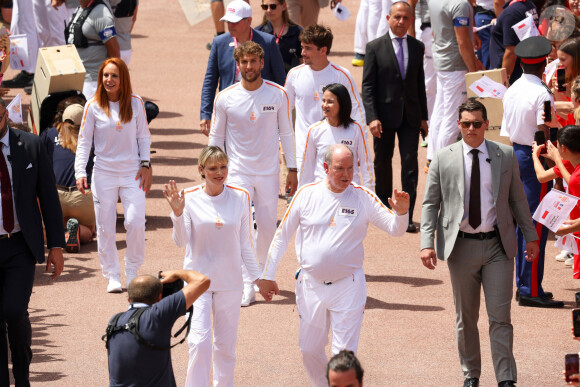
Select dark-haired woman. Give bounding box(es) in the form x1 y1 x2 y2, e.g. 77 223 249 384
299 83 373 188
75 57 152 293
256 0 302 74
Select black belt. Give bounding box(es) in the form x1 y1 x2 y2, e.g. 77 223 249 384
420 22 431 30
57 185 78 192
457 230 497 240
0 231 21 240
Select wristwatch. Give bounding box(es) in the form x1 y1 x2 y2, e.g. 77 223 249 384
140 160 151 169
288 168 298 173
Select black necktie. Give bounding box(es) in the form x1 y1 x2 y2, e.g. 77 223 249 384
469 149 481 229
0 144 14 233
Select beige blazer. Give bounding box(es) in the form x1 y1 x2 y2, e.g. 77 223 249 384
420 140 538 260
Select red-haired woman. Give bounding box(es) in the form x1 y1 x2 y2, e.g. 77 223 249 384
74 57 152 293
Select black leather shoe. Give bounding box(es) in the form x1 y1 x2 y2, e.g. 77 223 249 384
498 381 516 387
463 377 479 387
518 295 564 308
516 289 553 301
2 71 33 88
406 223 418 233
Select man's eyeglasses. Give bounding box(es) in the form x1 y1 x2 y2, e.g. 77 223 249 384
459 121 484 129
261 4 278 10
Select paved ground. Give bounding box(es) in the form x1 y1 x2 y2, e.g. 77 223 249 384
5 1 580 386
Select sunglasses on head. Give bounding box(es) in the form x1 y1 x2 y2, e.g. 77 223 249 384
459 121 484 129
261 3 278 10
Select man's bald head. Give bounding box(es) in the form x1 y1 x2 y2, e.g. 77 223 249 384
128 275 163 305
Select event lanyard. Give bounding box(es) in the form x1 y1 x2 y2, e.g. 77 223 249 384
233 29 253 48
274 22 286 45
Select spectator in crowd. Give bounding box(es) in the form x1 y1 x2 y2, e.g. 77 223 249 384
0 33 10 87
164 146 267 387
500 36 564 307
199 0 285 136
553 38 580 124
206 0 225 50
490 0 539 85
299 83 372 189
75 58 152 293
209 41 297 306
65 0 120 99
421 100 539 387
474 0 506 70
41 100 96 254
285 24 366 175
110 0 139 66
256 0 303 74
0 97 65 387
426 0 483 174
260 144 409 387
286 0 323 28
326 350 364 387
106 270 210 387
362 0 428 232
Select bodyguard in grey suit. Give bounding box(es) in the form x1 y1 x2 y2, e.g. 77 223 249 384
420 101 538 387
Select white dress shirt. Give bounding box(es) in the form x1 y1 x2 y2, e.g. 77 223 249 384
0 130 20 235
389 29 408 76
459 140 497 233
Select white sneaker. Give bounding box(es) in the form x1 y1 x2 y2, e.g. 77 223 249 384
556 250 570 262
566 255 575 267
241 286 256 307
107 277 123 293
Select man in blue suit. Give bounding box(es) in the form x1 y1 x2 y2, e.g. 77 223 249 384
199 0 286 136
0 98 65 386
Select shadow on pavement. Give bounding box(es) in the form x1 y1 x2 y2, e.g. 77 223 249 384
365 274 443 287
156 111 183 119
150 128 195 136
366 296 445 311
254 289 296 306
151 140 205 150
152 175 192 185
151 156 198 166
34 260 97 286
29 308 67 383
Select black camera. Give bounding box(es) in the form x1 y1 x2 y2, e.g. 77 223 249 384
158 271 184 298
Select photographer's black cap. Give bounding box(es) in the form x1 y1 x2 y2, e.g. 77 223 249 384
515 36 552 64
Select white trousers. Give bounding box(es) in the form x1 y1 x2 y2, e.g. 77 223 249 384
33 0 68 48
91 170 146 280
427 70 467 160
12 0 40 73
83 81 97 100
296 268 367 387
353 0 383 55
227 173 279 285
185 290 241 387
120 49 132 67
415 22 437 122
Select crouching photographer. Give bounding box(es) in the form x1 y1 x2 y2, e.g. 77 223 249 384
104 270 210 386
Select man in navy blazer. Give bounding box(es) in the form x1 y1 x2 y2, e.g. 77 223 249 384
0 98 65 386
199 0 286 136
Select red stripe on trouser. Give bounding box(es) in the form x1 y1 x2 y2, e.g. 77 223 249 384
574 238 580 279
532 182 549 297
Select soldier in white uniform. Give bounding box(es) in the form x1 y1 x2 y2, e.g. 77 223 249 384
260 144 409 387
209 41 297 306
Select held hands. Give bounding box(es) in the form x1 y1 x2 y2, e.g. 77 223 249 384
420 248 437 270
76 177 89 195
163 180 185 217
524 241 539 262
136 166 153 193
388 189 410 216
256 279 279 302
285 171 298 197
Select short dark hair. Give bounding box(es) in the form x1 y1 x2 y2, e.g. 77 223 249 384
299 24 333 55
458 99 487 121
521 60 546 75
558 125 580 153
326 350 364 384
322 83 354 128
128 275 163 305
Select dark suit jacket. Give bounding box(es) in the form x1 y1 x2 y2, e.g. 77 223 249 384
8 128 65 263
200 29 286 121
362 34 428 129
